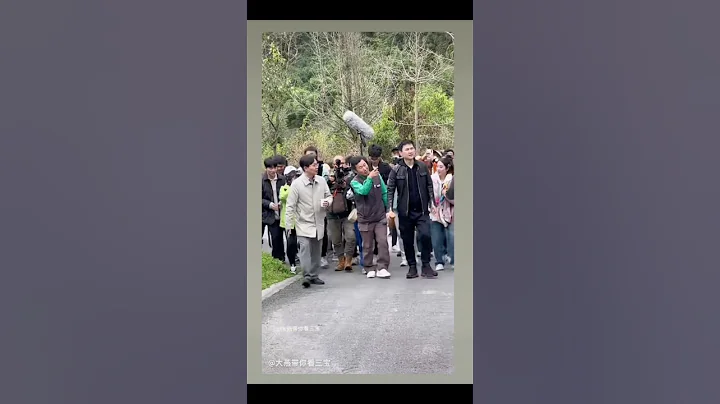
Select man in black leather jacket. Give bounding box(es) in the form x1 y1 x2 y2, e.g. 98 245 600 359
387 140 438 279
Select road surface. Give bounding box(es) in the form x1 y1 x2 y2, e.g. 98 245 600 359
261 231 455 374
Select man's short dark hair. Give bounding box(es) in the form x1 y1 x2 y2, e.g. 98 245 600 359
263 156 278 168
368 144 382 158
274 155 288 166
349 156 368 170
298 154 317 171
346 155 361 169
303 146 319 156
445 149 454 155
398 140 415 151
391 147 399 154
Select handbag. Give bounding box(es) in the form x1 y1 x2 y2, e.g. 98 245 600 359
348 208 358 223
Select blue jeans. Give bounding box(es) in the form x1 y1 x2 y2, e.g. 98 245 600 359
354 221 364 267
431 221 454 265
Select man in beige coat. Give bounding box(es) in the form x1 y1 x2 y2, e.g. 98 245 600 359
285 154 333 288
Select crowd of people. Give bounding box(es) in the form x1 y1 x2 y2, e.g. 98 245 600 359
261 141 455 289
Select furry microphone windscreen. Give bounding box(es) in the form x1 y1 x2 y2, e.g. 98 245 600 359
342 110 375 141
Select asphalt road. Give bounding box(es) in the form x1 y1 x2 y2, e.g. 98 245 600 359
261 231 455 375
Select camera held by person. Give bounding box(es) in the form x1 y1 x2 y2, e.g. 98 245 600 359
329 158 351 191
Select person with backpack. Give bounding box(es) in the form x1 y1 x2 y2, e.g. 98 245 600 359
326 156 356 272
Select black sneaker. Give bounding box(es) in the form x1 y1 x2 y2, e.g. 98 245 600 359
406 265 419 279
310 278 325 285
302 279 311 288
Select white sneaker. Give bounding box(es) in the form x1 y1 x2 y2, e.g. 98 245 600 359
377 269 391 278
366 270 376 278
444 255 452 265
435 263 445 271
391 245 401 253
400 259 408 267
362 268 367 274
290 265 297 274
320 257 329 268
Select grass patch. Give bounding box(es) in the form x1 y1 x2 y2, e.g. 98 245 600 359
262 252 295 290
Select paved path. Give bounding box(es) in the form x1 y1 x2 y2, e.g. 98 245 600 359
261 233 455 375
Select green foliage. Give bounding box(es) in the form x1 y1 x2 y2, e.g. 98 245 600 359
417 85 455 151
261 32 455 163
371 106 401 159
419 85 454 125
261 252 294 290
261 42 293 153
262 44 291 106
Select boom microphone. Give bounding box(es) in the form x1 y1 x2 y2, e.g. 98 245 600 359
342 110 375 141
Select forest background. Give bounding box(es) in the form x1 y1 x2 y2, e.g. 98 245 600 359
261 32 455 165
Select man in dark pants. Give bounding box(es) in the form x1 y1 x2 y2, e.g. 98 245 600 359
368 144 392 259
262 156 287 262
350 157 391 279
303 146 330 268
387 140 438 279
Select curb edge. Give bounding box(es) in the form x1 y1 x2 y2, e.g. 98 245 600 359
261 274 302 302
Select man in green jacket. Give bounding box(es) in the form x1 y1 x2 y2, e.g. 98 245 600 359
350 157 391 279
279 166 300 273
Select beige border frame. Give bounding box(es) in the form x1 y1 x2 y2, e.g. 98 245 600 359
248 21 473 384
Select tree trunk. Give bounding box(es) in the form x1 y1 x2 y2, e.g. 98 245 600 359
414 81 420 152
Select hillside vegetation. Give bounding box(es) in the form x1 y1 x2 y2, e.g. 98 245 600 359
261 32 455 163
